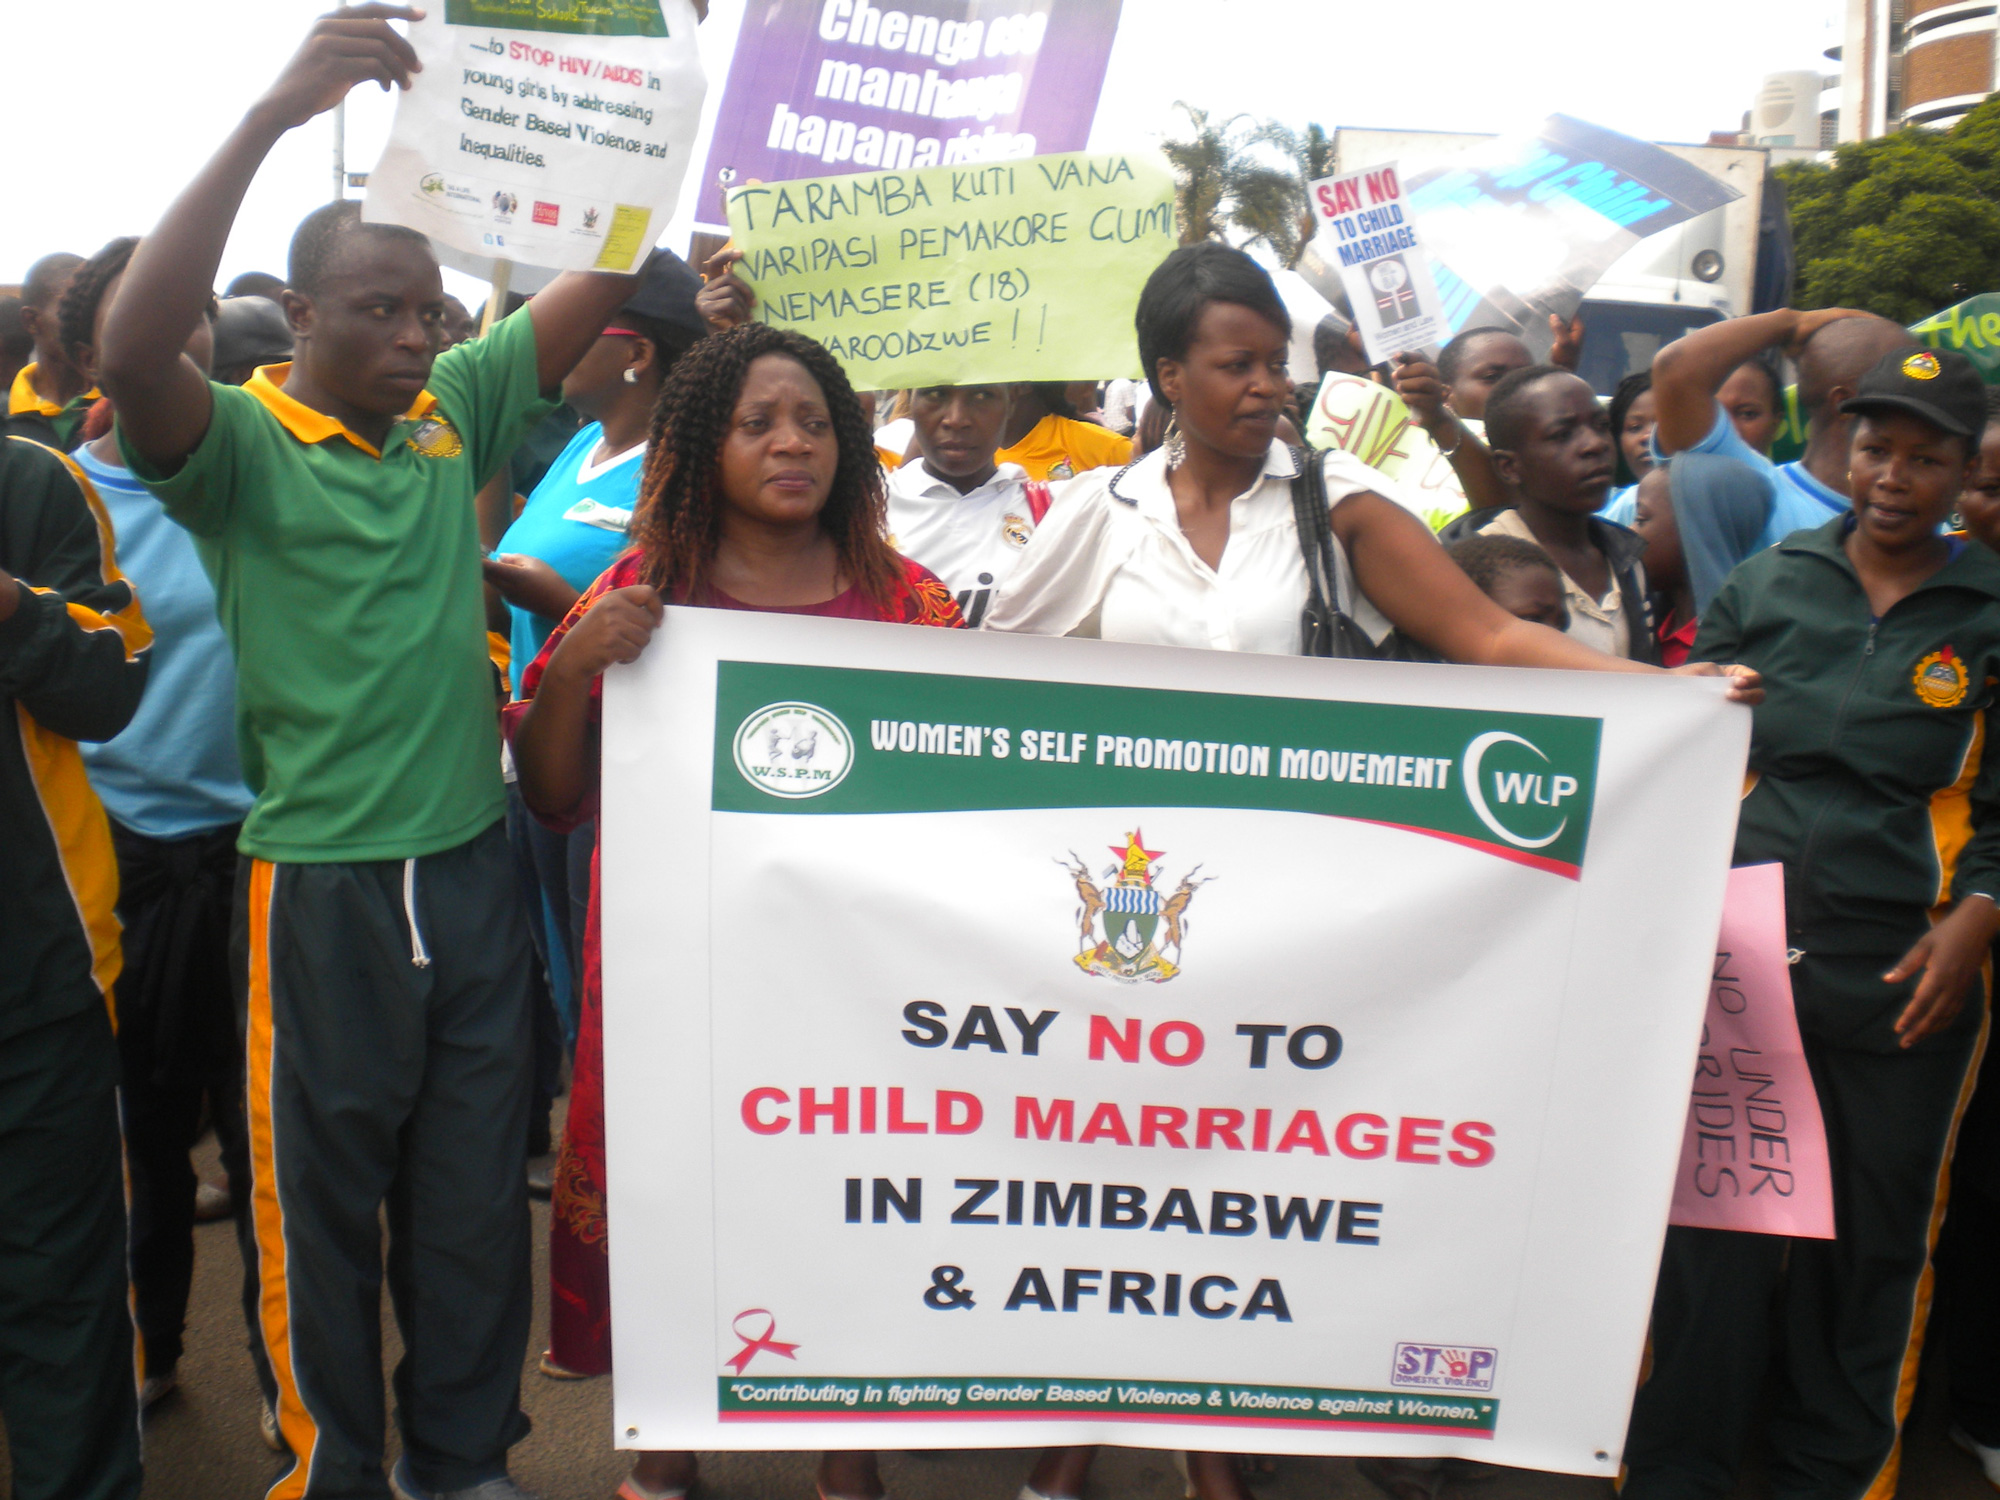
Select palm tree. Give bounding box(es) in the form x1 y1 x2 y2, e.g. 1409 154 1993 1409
1161 108 1337 268
1160 103 1239 245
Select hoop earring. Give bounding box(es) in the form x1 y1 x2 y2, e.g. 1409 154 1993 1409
623 368 639 384
1164 407 1186 469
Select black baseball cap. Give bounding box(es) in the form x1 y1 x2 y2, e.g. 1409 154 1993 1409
1840 345 1988 438
617 249 704 342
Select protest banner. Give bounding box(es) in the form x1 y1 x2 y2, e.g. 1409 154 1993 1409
363 0 707 278
1303 373 1468 533
1305 165 1448 366
1912 293 2000 385
691 0 1124 231
598 611 1749 1473
1297 116 1740 345
1669 863 1834 1239
723 151 1174 387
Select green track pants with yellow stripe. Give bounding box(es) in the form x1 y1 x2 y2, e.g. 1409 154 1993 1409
1623 951 1987 1500
235 823 536 1500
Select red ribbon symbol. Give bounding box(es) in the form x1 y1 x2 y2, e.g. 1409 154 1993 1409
725 1308 800 1373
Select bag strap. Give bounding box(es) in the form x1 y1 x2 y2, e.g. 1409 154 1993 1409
1024 480 1053 524
1289 445 1342 624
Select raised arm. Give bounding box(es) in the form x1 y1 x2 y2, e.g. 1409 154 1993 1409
1651 307 1870 456
525 272 642 393
1391 354 1508 511
99 5 424 472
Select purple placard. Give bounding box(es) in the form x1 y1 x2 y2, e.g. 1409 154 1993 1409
693 0 1123 228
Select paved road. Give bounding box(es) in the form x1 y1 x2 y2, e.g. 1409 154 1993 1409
2 1123 1992 1499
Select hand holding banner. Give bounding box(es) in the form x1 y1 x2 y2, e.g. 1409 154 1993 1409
364 0 706 275
723 151 1176 388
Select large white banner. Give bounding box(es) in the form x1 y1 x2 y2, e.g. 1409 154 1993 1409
599 612 1748 1476
364 0 706 276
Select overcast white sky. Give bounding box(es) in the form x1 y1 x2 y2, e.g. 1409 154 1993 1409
2 0 1840 304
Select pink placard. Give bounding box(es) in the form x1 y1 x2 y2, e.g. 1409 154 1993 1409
1668 862 1836 1238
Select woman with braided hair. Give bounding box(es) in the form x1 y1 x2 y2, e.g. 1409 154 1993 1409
509 321 960 1500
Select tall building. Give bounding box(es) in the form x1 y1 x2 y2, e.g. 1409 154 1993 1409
1839 0 2000 140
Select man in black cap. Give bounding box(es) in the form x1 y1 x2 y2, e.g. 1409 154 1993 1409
209 295 297 387
1626 344 2000 1500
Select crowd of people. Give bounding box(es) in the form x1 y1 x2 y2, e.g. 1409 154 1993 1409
9 6 2000 1500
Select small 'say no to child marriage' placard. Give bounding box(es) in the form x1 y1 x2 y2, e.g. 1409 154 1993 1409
1306 162 1449 367
724 151 1176 388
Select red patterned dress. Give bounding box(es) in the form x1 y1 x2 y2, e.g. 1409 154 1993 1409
504 549 963 1374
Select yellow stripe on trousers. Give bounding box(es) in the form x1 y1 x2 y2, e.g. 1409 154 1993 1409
1862 961 1992 1500
245 861 320 1499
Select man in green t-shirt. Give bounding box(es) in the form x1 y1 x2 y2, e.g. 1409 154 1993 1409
98 9 672 1498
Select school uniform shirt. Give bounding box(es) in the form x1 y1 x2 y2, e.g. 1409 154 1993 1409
122 307 554 864
1619 400 1839 548
1657 610 1698 668
886 460 1041 627
981 442 1394 655
6 364 101 451
0 435 151 1038
494 421 642 694
73 446 251 838
996 413 1134 481
1477 507 1647 659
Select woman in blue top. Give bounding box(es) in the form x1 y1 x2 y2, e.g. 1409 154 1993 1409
60 236 264 1420
481 252 706 1189
485 251 707 674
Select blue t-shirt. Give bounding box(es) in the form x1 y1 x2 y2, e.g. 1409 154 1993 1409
1640 401 1846 549
1599 482 1638 523
74 444 253 838
494 422 644 695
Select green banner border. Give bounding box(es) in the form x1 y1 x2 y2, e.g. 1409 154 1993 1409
712 660 1603 876
444 0 668 36
717 1374 1497 1434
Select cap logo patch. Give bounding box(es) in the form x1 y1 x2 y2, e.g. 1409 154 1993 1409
1914 645 1969 708
1903 351 1942 381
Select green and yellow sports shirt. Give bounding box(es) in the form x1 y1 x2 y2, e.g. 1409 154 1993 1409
125 309 555 864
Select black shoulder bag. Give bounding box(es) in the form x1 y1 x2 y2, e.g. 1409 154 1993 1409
1289 447 1437 663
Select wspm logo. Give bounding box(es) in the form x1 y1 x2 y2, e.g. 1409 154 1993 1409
1461 730 1581 852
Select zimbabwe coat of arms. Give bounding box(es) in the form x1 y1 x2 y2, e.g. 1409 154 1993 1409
1060 830 1212 984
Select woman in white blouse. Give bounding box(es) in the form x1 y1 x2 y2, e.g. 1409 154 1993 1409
990 244 1755 1500
985 242 1755 698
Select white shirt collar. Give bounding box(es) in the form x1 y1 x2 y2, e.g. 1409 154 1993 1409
890 459 1030 502
577 438 646 484
1108 441 1297 524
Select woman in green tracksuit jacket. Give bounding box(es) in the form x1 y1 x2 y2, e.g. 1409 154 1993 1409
1624 346 2000 1500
